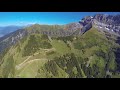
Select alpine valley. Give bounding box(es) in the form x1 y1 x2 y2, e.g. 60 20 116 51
1 14 120 78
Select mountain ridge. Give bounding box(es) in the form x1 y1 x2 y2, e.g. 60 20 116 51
1 14 120 54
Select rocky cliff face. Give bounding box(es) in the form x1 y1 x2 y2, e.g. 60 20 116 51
93 14 120 35
94 14 120 25
76 14 120 36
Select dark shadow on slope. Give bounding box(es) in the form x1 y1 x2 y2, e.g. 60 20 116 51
115 37 120 71
114 48 120 71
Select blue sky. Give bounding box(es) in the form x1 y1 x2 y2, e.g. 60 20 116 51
0 12 120 26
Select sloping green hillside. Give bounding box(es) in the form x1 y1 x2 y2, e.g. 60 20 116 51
0 27 120 78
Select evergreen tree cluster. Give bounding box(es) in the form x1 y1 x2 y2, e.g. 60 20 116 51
23 34 52 56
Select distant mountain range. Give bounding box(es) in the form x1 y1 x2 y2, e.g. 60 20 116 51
0 24 33 37
1 14 120 78
0 26 24 37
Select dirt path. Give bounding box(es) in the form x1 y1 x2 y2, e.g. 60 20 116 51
15 48 54 70
16 56 31 68
34 52 39 56
48 36 52 42
16 58 48 70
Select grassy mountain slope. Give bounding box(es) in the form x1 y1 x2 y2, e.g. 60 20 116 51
0 26 120 78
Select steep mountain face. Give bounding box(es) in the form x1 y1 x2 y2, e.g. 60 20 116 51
0 29 28 53
93 14 120 35
0 26 26 53
0 14 120 78
75 14 120 36
94 14 120 25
